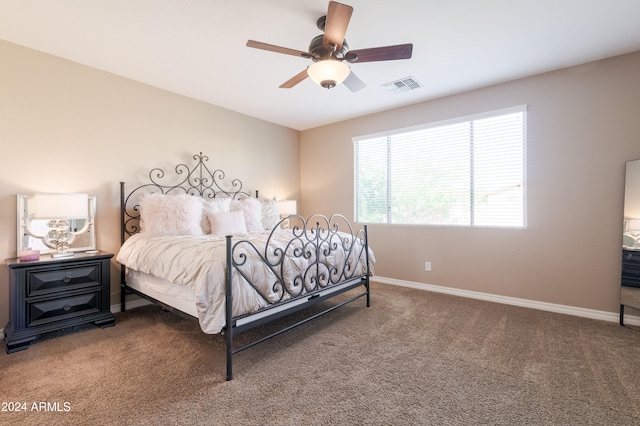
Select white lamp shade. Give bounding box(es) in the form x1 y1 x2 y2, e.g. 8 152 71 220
34 193 89 219
307 60 350 88
279 200 297 216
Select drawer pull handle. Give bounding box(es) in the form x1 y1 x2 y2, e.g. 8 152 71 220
63 304 71 311
62 273 72 283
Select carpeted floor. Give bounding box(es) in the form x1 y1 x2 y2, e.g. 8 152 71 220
1 282 640 425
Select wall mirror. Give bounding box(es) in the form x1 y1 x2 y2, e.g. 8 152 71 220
620 159 640 325
17 194 96 255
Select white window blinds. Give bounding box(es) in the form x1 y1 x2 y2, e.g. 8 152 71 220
354 106 526 228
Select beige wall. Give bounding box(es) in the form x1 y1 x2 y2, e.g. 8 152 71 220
300 51 640 314
0 40 300 326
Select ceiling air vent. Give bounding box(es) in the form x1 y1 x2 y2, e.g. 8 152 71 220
381 76 423 93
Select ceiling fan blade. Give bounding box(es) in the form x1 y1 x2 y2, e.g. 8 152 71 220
279 69 309 88
246 40 312 59
323 1 353 52
343 71 365 92
345 43 413 63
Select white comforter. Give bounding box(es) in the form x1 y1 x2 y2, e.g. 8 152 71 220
116 229 373 334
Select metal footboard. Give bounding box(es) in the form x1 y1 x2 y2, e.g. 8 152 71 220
223 216 371 380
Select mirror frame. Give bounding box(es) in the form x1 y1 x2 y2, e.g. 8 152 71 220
17 194 96 255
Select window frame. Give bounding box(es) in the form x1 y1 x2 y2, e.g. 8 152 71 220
353 105 527 229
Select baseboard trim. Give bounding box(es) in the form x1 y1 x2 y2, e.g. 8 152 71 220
110 297 152 314
0 299 152 337
4 283 633 337
372 276 640 326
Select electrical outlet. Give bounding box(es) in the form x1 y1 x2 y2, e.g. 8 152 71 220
424 261 431 271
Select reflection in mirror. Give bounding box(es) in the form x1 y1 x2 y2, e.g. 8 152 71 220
17 194 96 255
623 160 640 249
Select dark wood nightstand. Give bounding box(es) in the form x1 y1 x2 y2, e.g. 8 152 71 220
3 251 115 353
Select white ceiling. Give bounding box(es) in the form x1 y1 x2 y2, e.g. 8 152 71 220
1 0 640 131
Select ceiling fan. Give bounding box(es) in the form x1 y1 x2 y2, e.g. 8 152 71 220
246 1 413 91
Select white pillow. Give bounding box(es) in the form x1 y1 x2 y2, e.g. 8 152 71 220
207 211 247 236
140 193 204 237
230 198 263 232
260 198 280 230
201 198 232 234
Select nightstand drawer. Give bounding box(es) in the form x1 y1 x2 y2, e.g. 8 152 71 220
27 264 101 297
623 250 640 264
28 291 100 327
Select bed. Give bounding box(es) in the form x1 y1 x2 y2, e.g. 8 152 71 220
117 152 374 380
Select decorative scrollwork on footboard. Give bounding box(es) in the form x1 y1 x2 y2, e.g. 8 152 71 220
230 214 370 307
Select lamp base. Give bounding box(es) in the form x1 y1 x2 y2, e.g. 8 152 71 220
52 252 74 258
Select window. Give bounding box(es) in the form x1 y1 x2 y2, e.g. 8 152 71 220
354 106 526 228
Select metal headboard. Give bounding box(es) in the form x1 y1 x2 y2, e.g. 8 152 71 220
120 152 254 244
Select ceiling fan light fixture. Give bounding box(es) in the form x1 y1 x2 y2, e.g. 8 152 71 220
246 2 413 91
307 59 350 89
